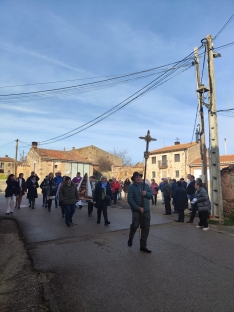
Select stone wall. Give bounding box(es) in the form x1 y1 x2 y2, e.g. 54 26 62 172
73 145 122 166
221 165 234 215
93 164 144 181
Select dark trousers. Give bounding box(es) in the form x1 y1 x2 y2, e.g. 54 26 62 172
190 199 197 221
59 201 65 216
129 211 151 248
55 197 58 207
164 196 171 214
97 200 108 222
47 199 52 211
178 210 184 222
88 202 93 215
29 198 35 208
152 194 157 205
42 193 47 206
65 204 76 226
198 211 208 228
113 192 118 204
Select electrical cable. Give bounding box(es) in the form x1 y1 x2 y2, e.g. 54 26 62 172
191 104 199 143
213 14 234 41
0 140 16 148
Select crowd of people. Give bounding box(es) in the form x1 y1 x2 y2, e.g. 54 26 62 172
4 170 211 251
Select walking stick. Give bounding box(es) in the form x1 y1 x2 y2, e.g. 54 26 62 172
139 130 157 239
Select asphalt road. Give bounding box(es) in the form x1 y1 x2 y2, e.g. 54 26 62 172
1 193 234 312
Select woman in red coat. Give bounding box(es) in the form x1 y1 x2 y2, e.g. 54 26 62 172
110 178 120 205
150 179 159 206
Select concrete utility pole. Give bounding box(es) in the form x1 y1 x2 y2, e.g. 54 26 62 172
15 139 18 175
206 35 223 219
194 47 208 186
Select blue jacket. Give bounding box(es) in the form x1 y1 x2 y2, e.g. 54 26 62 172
55 176 63 189
127 182 153 212
159 182 164 192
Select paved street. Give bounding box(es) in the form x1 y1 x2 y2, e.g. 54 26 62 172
1 193 234 312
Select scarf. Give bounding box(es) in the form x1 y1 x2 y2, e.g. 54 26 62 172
101 182 107 189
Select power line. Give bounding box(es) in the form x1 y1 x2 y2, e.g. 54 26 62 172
191 104 199 143
213 14 234 40
0 140 16 148
216 108 234 112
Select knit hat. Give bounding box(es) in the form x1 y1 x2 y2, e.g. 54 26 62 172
131 171 143 181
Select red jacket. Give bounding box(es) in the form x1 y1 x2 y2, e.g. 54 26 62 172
110 181 120 193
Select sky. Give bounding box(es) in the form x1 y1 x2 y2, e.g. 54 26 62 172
0 0 234 164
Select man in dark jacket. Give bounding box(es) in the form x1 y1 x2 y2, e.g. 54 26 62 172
186 175 196 223
173 181 188 222
163 178 172 215
26 172 40 207
93 175 113 225
54 171 63 208
59 177 79 227
127 172 153 253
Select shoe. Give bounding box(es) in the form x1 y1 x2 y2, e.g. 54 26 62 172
62 214 64 217
18 206 20 209
105 221 110 225
32 207 34 209
88 214 91 217
10 212 13 214
186 220 193 223
6 213 10 215
67 224 70 227
140 247 152 253
29 205 31 208
203 227 209 231
42 205 44 207
70 219 73 223
196 225 203 228
97 220 100 224
79 205 82 209
48 208 51 212
128 239 132 247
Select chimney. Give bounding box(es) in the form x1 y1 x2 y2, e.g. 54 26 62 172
174 138 180 145
5 155 8 158
72 147 75 150
32 142 38 148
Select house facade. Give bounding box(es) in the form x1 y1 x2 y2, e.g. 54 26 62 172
146 141 200 181
190 155 234 180
21 142 93 179
0 156 15 175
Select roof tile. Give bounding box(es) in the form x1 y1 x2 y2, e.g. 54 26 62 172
150 142 198 154
38 149 90 163
190 155 234 165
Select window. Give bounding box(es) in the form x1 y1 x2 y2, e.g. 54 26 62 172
162 170 167 178
162 155 167 166
0 162 4 169
174 154 180 162
152 171 156 178
152 157 156 164
175 170 180 178
0 169 3 173
54 165 58 169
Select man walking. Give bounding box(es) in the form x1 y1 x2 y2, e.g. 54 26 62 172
127 172 153 253
163 178 172 215
59 177 79 227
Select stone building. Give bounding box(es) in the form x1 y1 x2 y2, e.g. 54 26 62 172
22 142 93 179
109 162 144 181
221 165 234 215
71 145 122 166
0 156 15 176
190 155 234 180
146 141 200 181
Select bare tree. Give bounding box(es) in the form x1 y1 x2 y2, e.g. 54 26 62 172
110 148 133 166
97 156 112 172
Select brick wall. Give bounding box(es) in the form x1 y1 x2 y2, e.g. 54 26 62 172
221 165 234 215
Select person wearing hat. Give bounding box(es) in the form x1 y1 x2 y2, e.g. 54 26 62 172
59 177 79 227
127 172 153 253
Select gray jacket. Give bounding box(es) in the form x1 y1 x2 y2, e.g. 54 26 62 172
127 182 153 212
163 182 172 197
194 187 211 212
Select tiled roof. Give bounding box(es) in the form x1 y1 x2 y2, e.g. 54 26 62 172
37 149 90 163
0 157 15 162
150 142 198 154
190 155 234 165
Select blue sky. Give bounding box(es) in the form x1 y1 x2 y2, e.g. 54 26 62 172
0 0 234 163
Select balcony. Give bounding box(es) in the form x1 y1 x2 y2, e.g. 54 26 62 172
158 160 168 169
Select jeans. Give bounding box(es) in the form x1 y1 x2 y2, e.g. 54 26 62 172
65 204 76 226
161 191 164 203
117 191 122 200
129 211 151 248
113 192 118 204
97 200 108 222
42 193 47 206
152 194 157 205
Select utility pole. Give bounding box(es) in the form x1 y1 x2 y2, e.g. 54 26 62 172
194 47 208 186
15 139 18 176
206 34 223 219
